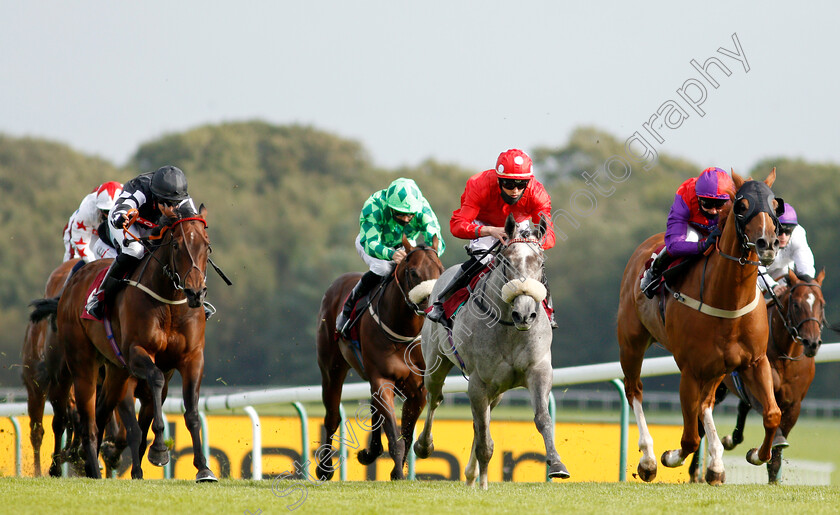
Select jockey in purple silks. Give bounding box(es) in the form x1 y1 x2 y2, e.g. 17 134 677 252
640 167 735 298
757 202 816 295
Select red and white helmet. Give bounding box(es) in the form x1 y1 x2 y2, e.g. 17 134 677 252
94 181 123 211
495 149 534 179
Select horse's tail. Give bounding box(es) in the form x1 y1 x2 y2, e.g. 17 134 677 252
29 296 60 331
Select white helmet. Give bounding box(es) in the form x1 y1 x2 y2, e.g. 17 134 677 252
94 181 123 211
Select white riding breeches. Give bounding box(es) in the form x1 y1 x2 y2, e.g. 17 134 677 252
355 234 395 277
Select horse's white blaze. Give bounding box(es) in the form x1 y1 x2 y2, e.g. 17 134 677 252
806 292 816 310
500 278 546 304
633 398 656 467
702 407 725 475
408 279 437 304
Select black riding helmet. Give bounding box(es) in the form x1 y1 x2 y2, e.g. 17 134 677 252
150 166 189 202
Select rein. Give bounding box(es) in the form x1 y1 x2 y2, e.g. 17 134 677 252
768 280 824 361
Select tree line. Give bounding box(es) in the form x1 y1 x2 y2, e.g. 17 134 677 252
1 123 837 396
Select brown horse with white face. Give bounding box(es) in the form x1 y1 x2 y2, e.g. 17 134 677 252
315 235 443 481
31 207 215 481
617 170 783 485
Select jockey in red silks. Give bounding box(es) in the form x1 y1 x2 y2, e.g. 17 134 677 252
640 166 735 298
62 181 123 264
426 148 558 328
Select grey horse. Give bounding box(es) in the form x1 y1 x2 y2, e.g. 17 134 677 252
413 214 570 489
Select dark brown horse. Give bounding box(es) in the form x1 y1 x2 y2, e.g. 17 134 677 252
315 236 443 480
22 258 79 476
688 268 827 483
617 170 783 485
31 207 215 481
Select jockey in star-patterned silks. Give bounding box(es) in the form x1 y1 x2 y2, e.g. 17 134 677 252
335 177 445 338
62 181 123 263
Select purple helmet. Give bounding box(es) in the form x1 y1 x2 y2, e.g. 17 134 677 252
695 167 734 200
778 202 798 225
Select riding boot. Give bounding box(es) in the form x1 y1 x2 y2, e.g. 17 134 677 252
336 270 381 338
640 248 673 299
85 253 134 320
541 274 558 330
426 257 481 324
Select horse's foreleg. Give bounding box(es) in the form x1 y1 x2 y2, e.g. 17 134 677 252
73 371 101 479
413 339 451 461
180 357 217 482
398 383 426 475
368 379 404 480
526 366 569 479
128 348 169 469
467 378 493 490
115 390 143 479
699 405 725 485
26 388 46 477
740 357 781 465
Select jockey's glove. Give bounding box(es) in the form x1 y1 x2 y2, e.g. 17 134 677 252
698 226 721 252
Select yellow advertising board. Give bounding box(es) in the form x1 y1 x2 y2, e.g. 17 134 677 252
0 414 688 483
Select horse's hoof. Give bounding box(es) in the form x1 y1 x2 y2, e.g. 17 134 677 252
148 447 170 467
661 450 684 468
413 440 433 460
721 435 736 451
705 468 725 485
637 462 657 482
746 448 766 465
548 461 570 479
390 469 405 481
196 468 218 483
772 435 789 449
48 464 62 478
131 469 144 480
357 448 381 465
316 463 335 481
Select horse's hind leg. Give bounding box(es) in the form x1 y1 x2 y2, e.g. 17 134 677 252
398 380 426 475
739 357 781 465
618 327 657 482
722 398 750 450
526 365 569 479
115 391 143 479
315 341 350 481
25 380 46 477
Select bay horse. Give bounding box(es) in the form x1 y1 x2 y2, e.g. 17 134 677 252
688 268 827 483
315 235 443 481
617 170 784 485
31 206 216 481
415 215 569 489
22 258 79 476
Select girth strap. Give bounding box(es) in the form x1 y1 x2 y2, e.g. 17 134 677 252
668 285 762 319
125 280 188 305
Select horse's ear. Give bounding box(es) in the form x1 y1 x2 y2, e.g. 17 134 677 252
787 268 798 286
536 216 547 241
431 234 439 252
764 167 776 188
199 203 207 220
504 214 516 240
816 268 825 286
732 171 745 190
402 234 413 252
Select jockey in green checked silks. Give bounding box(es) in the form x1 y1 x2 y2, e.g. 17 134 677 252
335 177 446 339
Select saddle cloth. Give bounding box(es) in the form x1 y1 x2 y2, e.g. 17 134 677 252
80 268 109 322
640 244 688 296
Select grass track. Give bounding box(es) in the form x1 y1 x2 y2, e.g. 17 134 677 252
2 478 838 514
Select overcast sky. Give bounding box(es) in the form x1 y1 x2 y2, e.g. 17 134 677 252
2 1 838 175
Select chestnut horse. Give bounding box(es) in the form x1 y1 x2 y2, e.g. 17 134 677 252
22 258 79 476
617 170 784 485
688 268 827 483
31 207 215 481
315 236 443 481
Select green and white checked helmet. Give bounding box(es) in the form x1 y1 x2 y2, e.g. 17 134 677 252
385 178 424 214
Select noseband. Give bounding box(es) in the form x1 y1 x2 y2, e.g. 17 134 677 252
150 217 208 292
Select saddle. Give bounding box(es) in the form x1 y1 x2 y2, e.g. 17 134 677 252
342 276 390 342
641 245 693 298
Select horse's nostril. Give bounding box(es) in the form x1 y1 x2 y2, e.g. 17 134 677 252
756 238 767 251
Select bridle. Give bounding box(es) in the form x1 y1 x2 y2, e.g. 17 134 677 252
771 280 825 361
717 181 783 267
392 246 443 314
147 217 209 292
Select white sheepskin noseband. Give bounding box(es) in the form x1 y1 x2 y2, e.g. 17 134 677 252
408 279 437 304
500 278 546 304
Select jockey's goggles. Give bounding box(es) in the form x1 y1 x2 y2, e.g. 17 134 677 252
499 179 530 191
779 224 796 236
699 197 727 210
